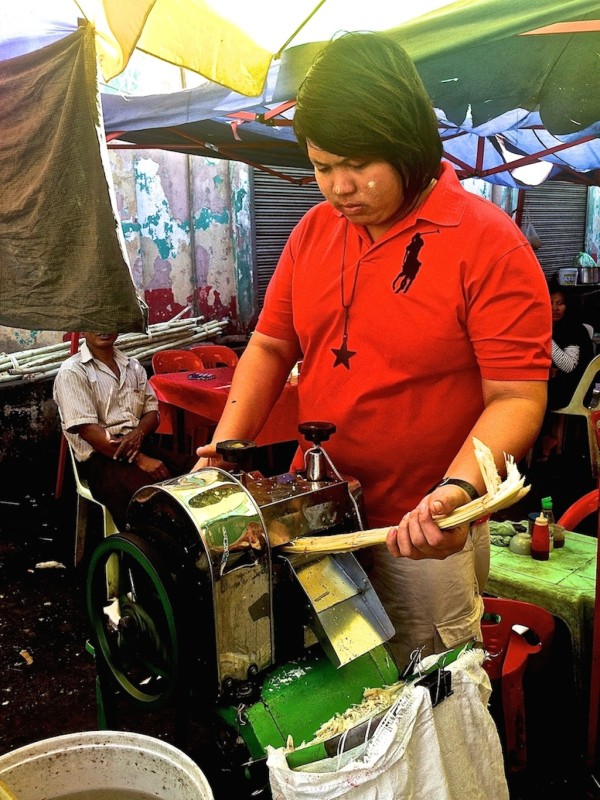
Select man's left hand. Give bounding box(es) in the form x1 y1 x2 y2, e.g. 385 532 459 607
113 429 145 462
386 486 471 560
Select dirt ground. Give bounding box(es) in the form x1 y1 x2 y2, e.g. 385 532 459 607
0 490 98 754
0 486 243 797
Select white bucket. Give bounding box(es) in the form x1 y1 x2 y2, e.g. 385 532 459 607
0 731 214 799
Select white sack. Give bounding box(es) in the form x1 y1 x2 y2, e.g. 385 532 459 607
267 649 508 800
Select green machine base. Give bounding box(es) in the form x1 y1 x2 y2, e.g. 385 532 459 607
218 642 473 770
218 644 399 768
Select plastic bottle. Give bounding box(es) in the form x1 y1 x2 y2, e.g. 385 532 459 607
541 496 559 550
531 514 550 561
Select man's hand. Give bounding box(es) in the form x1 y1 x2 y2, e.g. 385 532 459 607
192 443 229 471
386 485 471 560
133 453 169 481
113 429 146 462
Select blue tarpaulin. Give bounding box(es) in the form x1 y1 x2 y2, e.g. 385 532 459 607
2 1 600 189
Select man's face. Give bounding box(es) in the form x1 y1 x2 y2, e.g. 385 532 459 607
550 293 566 324
307 142 405 236
83 332 118 350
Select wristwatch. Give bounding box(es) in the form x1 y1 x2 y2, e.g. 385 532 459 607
433 478 479 501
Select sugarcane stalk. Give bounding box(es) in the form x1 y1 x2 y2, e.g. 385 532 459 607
279 486 530 555
0 313 218 368
280 439 529 555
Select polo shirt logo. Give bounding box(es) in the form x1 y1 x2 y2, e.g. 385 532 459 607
392 230 439 294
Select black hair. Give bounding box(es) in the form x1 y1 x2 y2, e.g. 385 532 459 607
547 278 587 328
547 276 563 295
293 31 443 216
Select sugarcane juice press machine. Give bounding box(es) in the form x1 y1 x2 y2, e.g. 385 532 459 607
84 422 450 795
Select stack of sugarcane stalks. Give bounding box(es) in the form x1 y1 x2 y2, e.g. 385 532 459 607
0 310 230 384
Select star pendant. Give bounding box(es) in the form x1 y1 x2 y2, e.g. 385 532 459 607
331 337 356 369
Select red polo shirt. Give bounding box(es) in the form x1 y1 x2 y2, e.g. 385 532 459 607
257 163 551 527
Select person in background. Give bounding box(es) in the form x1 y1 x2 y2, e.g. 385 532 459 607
548 280 594 408
54 332 194 530
195 32 551 669
537 280 594 459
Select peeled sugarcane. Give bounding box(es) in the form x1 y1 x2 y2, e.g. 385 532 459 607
279 438 529 556
126 321 227 361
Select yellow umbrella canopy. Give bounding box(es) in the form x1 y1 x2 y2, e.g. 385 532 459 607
75 0 457 95
77 0 272 94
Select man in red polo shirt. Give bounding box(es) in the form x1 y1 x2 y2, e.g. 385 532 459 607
195 33 551 670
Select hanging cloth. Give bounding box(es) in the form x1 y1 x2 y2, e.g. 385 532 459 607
0 24 146 332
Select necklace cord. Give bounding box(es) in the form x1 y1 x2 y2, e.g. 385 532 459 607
340 220 363 338
332 219 360 368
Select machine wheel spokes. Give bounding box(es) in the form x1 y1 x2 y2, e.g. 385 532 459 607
86 532 181 710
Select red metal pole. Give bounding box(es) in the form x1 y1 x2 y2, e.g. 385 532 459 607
54 333 80 499
514 188 526 228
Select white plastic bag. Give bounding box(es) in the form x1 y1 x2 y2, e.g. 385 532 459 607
523 220 542 250
512 209 542 251
520 210 541 250
267 649 508 800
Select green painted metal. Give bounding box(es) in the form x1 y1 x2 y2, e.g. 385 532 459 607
222 644 398 761
86 533 180 711
284 641 474 769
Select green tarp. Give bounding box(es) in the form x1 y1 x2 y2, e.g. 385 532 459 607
274 0 600 135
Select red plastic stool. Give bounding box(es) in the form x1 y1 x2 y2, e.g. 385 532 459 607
482 596 555 772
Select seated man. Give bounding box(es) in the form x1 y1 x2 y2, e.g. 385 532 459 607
54 332 193 530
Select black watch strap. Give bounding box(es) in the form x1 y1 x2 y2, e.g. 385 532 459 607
432 478 479 501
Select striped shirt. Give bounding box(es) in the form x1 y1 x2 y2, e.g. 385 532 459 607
53 342 158 462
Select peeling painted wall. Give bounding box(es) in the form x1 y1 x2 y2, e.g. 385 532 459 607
187 157 244 326
110 148 252 329
0 329 61 353
0 149 253 353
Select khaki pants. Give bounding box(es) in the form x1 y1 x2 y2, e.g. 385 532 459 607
368 521 489 671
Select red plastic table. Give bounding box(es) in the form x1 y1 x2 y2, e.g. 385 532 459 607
149 367 300 448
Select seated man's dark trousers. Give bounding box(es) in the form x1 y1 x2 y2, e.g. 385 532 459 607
78 442 195 531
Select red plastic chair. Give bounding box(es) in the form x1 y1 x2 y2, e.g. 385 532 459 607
189 344 238 368
481 596 555 772
151 350 206 451
151 349 205 374
557 490 599 531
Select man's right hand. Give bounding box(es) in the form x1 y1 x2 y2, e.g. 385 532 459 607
113 428 145 463
134 453 169 481
193 444 229 471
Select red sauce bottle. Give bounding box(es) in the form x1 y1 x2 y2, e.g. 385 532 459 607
531 514 550 561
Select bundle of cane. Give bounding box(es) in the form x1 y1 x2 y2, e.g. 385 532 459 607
279 437 529 556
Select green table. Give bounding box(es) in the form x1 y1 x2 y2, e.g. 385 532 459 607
486 529 597 690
